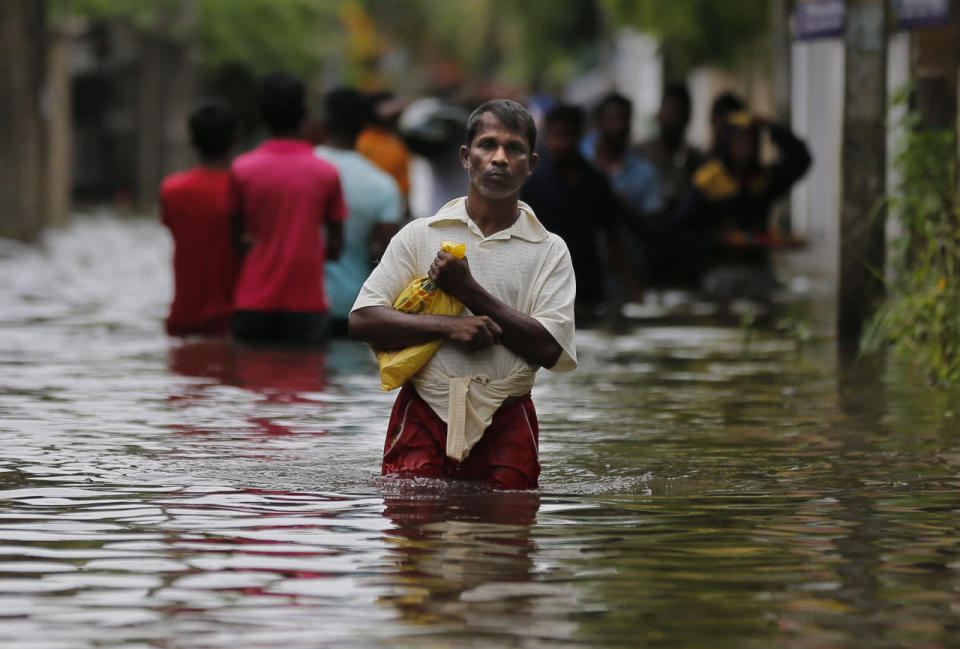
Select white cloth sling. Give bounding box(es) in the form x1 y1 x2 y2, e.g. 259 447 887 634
415 364 537 461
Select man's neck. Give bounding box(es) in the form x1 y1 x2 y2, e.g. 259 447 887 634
325 134 356 150
595 137 626 162
658 134 684 156
199 155 230 170
464 191 521 237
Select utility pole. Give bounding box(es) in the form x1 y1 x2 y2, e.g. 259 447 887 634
838 0 888 350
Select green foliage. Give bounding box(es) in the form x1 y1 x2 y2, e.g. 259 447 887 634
365 0 603 89
51 0 343 78
862 89 960 384
600 0 769 74
196 0 342 77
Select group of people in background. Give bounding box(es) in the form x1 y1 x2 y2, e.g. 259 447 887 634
160 71 812 345
524 86 812 317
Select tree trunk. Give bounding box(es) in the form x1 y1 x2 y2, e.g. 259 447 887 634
0 0 47 241
46 28 72 229
838 0 888 349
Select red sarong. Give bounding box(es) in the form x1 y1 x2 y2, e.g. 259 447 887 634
382 383 540 490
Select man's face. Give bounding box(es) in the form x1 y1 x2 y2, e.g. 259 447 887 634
597 103 631 144
658 96 689 141
461 113 538 199
728 128 757 169
544 120 578 163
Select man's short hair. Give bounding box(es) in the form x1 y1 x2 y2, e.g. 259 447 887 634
259 73 306 135
188 101 236 159
710 91 746 123
594 92 632 119
464 99 537 152
324 87 372 142
662 82 692 115
544 104 584 137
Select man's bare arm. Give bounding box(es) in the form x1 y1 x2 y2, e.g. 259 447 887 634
429 251 562 368
231 210 251 257
349 305 502 352
326 221 344 262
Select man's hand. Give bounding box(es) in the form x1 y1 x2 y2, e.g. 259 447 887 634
429 250 477 300
444 315 502 352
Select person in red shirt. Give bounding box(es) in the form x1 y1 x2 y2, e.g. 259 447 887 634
160 102 239 337
229 73 347 345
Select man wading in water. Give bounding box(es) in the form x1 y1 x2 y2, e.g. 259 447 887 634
349 99 577 489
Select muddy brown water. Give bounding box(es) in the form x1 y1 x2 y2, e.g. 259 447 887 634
1 217 958 648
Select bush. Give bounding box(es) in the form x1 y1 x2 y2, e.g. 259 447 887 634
863 91 960 383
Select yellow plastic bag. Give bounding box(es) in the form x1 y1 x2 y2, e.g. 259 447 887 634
376 241 466 390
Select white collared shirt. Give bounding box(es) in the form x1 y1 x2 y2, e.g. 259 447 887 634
352 197 577 442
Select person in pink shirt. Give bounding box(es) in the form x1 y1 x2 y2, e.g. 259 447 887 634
229 73 347 345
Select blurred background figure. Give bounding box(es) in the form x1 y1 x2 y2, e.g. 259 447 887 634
677 110 812 302
399 98 470 217
356 92 412 215
637 83 704 221
708 91 747 156
579 92 663 302
635 83 706 289
160 101 239 338
521 104 641 321
229 73 346 346
316 88 403 337
581 92 663 223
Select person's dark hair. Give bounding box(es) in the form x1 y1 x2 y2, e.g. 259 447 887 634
710 91 746 123
259 73 306 135
325 87 372 143
662 82 692 116
593 92 632 119
188 101 236 159
544 104 584 137
464 99 537 152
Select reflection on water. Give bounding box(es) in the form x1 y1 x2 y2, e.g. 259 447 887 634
1 217 959 648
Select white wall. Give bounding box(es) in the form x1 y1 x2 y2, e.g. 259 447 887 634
790 38 845 280
789 34 913 282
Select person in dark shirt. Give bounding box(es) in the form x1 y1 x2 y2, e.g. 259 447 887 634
521 104 641 318
159 102 239 337
677 111 812 301
635 83 707 287
637 83 705 218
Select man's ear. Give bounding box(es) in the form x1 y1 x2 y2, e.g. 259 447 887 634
527 151 539 175
459 145 470 169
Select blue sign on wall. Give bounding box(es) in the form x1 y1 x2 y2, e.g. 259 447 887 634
794 0 845 41
794 0 953 41
894 0 952 29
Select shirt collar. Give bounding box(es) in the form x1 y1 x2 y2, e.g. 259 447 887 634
427 197 549 243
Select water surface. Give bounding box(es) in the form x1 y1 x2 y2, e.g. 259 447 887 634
1 218 958 648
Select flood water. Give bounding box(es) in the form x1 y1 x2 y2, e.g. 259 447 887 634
1 216 959 649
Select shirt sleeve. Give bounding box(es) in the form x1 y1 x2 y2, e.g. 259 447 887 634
351 220 421 312
378 177 403 224
530 238 578 372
